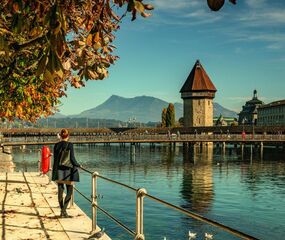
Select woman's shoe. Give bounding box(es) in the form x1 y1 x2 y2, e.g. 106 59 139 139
62 210 70 218
59 210 65 218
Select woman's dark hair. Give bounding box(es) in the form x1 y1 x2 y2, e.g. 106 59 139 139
60 129 69 139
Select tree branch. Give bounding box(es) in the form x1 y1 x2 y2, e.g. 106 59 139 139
10 34 47 51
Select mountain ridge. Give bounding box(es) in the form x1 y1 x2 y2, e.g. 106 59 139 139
67 95 237 123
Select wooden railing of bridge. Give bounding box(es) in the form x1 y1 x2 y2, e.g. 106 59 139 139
1 132 285 146
0 125 285 136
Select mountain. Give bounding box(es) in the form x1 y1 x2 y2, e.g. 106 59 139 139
213 102 238 119
77 95 169 123
73 95 237 123
49 112 67 118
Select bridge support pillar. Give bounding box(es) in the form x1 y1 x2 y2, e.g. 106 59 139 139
130 143 136 162
149 143 155 149
260 142 263 160
222 142 226 155
241 144 244 160
250 144 253 163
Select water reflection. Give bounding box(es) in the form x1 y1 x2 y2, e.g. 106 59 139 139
181 144 214 213
10 143 285 239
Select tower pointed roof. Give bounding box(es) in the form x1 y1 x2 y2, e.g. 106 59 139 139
180 60 217 93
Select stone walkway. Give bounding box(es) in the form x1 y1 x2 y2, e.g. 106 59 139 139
0 172 111 240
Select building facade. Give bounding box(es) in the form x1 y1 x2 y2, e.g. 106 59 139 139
180 60 217 127
238 90 264 125
257 100 285 126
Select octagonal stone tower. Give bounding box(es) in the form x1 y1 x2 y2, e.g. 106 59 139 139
180 60 217 127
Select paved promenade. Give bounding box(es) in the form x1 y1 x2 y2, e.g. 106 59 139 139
0 172 110 240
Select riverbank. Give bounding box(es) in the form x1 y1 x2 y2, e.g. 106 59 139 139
0 172 110 240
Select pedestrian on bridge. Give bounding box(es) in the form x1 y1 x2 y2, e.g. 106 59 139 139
52 128 81 218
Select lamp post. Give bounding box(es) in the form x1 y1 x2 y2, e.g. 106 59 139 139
241 118 246 141
241 118 245 132
252 119 255 139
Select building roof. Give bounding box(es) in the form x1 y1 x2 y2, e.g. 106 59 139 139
245 90 264 105
238 90 264 123
180 60 217 93
259 99 285 109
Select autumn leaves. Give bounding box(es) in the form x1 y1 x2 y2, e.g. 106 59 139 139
0 0 154 121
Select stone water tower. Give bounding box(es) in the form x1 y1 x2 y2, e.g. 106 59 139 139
180 60 217 127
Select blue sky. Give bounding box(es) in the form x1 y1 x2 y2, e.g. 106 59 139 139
59 0 285 115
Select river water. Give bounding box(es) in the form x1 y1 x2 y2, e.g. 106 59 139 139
12 143 285 240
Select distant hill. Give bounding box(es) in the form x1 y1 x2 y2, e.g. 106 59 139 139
213 102 237 119
71 95 237 123
49 112 67 118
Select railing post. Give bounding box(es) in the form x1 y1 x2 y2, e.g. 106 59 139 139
91 171 99 233
38 149 41 174
135 188 147 240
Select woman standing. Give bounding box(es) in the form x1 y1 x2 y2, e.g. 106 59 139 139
52 128 80 218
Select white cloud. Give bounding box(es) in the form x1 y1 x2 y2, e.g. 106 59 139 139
149 8 222 27
265 97 285 102
183 10 223 25
228 1 285 49
226 96 252 101
227 93 269 100
184 8 223 19
151 0 200 11
185 9 208 18
263 9 285 24
246 0 267 8
238 8 285 26
247 33 285 42
267 43 283 50
149 0 285 51
229 31 285 51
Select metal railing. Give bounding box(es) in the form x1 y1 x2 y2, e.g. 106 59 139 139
72 166 258 240
74 168 137 238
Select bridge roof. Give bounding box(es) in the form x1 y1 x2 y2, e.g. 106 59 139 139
180 60 217 93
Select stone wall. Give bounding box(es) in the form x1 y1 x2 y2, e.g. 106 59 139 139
0 146 15 172
183 98 214 127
